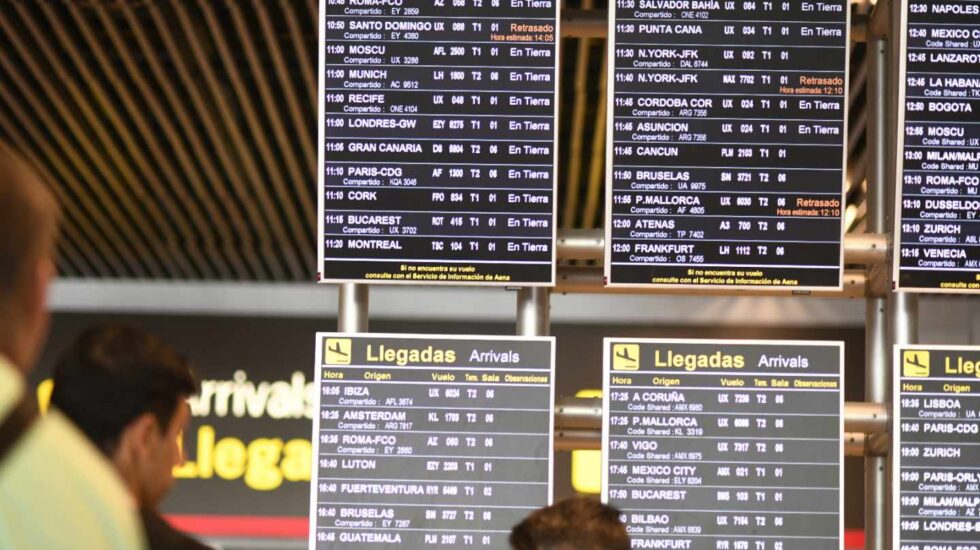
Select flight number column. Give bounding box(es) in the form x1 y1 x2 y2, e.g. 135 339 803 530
607 1 848 288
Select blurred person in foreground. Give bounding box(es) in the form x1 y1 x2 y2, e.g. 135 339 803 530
510 496 630 550
0 144 145 548
52 324 212 550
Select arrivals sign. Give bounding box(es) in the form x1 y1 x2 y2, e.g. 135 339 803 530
310 333 554 549
894 345 980 549
603 339 844 550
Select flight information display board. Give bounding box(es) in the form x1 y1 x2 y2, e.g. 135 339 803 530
603 339 843 550
309 333 554 549
605 1 849 290
318 0 559 286
894 345 980 550
895 1 980 293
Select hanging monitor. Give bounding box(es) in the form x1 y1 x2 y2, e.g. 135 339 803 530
894 1 980 293
603 338 844 549
605 2 850 290
893 345 980 549
318 1 559 286
309 333 555 549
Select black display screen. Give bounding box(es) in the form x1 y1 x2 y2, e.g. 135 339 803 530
603 338 844 550
318 0 559 285
895 1 980 293
605 2 849 289
309 333 554 549
895 345 980 550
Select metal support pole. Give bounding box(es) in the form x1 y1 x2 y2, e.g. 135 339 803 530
553 398 888 453
864 32 889 550
516 287 550 337
556 228 886 266
883 3 917 549
338 283 369 333
889 294 918 347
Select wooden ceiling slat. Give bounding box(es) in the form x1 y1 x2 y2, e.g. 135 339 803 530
141 3 286 279
0 50 158 277
562 5 594 230
2 136 107 278
169 1 304 279
0 9 175 278
198 0 314 277
0 102 123 277
55 2 236 280
281 0 318 116
30 2 217 279
256 1 317 184
118 3 275 280
581 46 607 230
89 3 253 280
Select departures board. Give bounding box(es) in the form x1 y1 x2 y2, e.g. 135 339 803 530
318 0 559 286
605 1 849 290
894 345 980 550
603 339 844 550
309 333 554 549
895 1 980 293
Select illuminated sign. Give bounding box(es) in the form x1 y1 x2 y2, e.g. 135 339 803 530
894 345 980 550
310 333 555 548
318 0 560 285
603 338 844 549
894 0 980 293
605 1 849 290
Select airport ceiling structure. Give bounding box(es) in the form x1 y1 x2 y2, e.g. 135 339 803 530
0 0 873 281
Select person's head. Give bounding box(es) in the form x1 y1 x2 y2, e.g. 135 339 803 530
0 143 59 372
510 497 629 550
51 324 198 508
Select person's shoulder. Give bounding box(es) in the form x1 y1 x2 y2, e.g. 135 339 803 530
0 407 146 549
141 509 213 550
0 356 25 417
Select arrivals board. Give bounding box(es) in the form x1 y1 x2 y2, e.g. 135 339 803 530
603 339 843 550
318 0 559 286
605 1 849 290
309 333 554 549
894 345 980 549
895 1 980 293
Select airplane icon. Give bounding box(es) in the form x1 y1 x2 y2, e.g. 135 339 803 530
613 344 640 371
902 350 929 378
325 338 352 365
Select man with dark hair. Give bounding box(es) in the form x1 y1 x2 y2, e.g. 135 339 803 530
52 324 211 550
510 496 630 550
0 144 145 548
